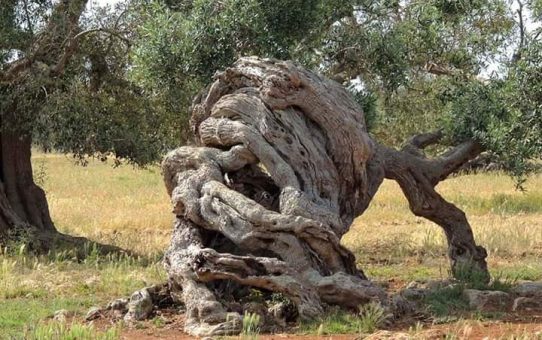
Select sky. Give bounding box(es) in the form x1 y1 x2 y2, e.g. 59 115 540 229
96 0 121 5
90 0 122 7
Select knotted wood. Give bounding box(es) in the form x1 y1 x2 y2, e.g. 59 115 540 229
163 57 386 336
162 57 489 336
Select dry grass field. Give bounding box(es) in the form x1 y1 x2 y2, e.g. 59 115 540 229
1 152 541 338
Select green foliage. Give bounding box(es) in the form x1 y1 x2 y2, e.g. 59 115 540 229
0 1 178 165
130 0 347 137
349 87 378 131
2 0 541 179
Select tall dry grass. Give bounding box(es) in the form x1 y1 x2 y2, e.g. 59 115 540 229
33 152 542 279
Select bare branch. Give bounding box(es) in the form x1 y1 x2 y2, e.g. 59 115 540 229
425 62 454 76
403 130 443 150
22 0 34 36
512 0 526 63
433 140 483 182
373 141 488 280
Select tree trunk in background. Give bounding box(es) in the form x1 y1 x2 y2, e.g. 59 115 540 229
0 129 56 246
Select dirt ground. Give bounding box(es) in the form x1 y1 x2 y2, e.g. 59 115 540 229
101 311 542 340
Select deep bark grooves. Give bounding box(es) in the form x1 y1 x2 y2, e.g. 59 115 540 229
163 58 386 336
374 141 489 279
163 58 491 336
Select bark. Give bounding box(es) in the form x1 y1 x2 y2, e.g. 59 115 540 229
162 57 489 336
0 128 125 254
163 58 386 336
0 129 56 245
374 142 489 281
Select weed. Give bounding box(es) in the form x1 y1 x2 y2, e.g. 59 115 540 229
358 302 387 334
242 311 261 339
299 304 386 336
151 316 166 328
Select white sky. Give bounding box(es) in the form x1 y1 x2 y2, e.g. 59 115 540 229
95 0 121 4
89 0 121 7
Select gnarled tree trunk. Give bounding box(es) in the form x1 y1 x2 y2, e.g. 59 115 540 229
162 57 489 336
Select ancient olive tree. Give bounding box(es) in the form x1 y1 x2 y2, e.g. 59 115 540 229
160 57 490 336
134 0 542 335
0 0 172 248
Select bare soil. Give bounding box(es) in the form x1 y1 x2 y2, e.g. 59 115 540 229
91 310 542 339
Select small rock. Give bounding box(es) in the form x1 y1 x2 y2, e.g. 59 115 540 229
405 281 424 290
512 297 542 312
425 279 457 291
85 307 103 321
390 294 416 316
463 289 512 311
404 279 456 294
400 288 427 301
53 309 73 323
107 298 129 312
124 288 154 322
512 281 542 297
112 309 125 320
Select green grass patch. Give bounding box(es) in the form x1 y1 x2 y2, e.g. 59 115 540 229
364 263 442 282
491 263 542 281
0 245 165 338
424 285 469 317
24 321 121 340
0 297 96 338
299 303 387 335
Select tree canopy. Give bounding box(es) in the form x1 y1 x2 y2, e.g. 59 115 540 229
1 0 540 175
1 0 174 165
131 0 541 183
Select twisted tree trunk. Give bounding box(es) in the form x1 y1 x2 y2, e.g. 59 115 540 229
162 57 489 336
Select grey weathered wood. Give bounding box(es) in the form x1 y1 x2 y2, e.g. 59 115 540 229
162 57 488 336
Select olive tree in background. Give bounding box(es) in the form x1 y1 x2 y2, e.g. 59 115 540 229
0 0 173 248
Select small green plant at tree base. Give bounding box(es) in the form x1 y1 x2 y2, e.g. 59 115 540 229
424 284 469 317
299 303 387 336
151 316 166 328
358 302 387 334
241 311 261 339
24 321 121 340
